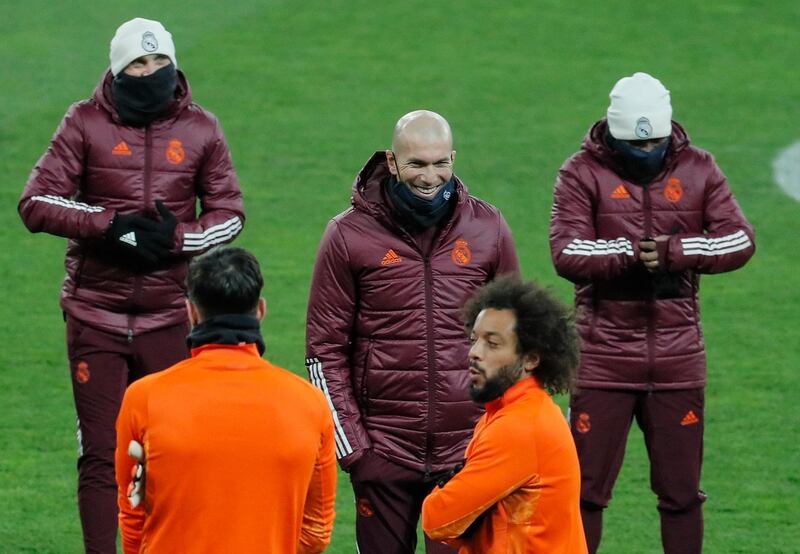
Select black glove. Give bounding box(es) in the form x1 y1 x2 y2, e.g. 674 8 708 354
153 200 178 252
435 459 466 488
107 212 173 264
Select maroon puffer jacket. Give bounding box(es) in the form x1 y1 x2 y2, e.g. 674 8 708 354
550 119 755 390
19 70 244 337
305 152 519 474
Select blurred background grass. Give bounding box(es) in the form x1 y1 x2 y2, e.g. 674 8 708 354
1 1 798 552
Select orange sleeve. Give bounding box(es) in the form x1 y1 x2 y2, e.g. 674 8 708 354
114 380 148 554
422 414 537 541
297 401 338 554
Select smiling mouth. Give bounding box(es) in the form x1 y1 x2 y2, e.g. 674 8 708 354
412 185 441 196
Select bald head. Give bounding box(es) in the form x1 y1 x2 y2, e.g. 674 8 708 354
391 110 453 155
386 110 456 200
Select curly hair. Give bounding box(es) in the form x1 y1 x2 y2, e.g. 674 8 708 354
462 275 579 395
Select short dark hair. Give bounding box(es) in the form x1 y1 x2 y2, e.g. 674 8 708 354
462 275 579 395
186 247 263 317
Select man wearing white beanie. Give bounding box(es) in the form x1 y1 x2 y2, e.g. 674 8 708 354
19 17 245 553
549 72 755 553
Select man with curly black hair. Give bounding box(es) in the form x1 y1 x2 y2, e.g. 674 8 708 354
422 276 587 553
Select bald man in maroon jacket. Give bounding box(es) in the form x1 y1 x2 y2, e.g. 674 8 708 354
306 110 519 553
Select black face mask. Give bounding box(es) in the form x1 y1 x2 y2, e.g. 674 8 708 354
112 64 177 127
607 133 670 183
387 175 456 230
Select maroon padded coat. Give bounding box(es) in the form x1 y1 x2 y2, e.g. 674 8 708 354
19 70 244 337
305 152 519 474
550 119 755 390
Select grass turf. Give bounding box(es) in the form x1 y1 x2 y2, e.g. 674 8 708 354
1 1 798 552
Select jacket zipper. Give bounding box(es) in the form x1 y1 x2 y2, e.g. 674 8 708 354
423 254 436 479
128 126 153 342
642 184 655 389
393 206 454 478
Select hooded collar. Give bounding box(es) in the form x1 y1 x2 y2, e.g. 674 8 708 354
581 118 690 184
350 151 468 226
92 68 193 126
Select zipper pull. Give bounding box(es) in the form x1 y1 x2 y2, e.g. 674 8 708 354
127 329 133 343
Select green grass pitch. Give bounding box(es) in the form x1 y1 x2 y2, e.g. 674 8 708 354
1 1 798 552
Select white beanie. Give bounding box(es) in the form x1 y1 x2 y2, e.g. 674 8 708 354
109 18 177 76
607 72 672 140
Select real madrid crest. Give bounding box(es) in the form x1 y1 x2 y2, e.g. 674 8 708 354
575 412 591 434
141 31 158 52
165 139 185 165
664 176 683 202
635 117 653 139
451 238 472 266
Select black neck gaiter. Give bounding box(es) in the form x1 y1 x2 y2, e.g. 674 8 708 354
386 176 456 231
112 64 177 127
186 314 265 355
606 130 670 184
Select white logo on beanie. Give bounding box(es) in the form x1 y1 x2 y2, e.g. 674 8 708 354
141 32 158 52
635 117 653 139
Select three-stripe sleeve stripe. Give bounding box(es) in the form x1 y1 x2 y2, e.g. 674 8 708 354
561 237 634 257
681 230 752 256
306 357 353 459
182 217 242 252
31 195 105 213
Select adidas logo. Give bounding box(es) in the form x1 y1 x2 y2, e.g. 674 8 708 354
610 184 631 199
380 249 402 266
681 410 699 426
119 232 137 247
112 141 132 156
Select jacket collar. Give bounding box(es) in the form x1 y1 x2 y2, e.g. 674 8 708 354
351 151 468 223
581 118 690 183
92 68 193 126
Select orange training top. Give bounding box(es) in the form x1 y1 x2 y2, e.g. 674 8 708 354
422 377 587 553
115 343 337 553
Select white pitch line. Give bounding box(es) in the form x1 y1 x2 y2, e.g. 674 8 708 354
773 141 800 202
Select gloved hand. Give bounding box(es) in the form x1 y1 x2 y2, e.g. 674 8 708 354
107 213 167 264
154 200 178 251
436 459 466 488
106 203 176 264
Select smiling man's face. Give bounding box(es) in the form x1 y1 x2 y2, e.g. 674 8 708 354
388 137 454 199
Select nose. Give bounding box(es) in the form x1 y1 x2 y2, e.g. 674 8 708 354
141 60 157 76
468 341 481 362
419 167 437 185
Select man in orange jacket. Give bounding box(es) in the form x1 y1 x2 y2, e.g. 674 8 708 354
115 247 336 553
422 276 587 553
